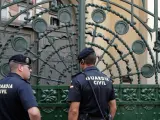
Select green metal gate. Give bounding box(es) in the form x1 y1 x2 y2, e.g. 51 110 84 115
0 0 160 120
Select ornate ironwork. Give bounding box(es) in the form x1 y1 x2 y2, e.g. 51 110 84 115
0 0 160 119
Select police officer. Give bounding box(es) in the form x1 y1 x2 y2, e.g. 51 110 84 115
68 47 117 120
0 54 41 120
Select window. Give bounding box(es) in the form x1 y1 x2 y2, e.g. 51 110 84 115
50 17 60 26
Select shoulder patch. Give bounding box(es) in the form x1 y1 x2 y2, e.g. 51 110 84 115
70 85 74 88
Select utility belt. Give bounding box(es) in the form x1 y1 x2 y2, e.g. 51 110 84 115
79 114 112 120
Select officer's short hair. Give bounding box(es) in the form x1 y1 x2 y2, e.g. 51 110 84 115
9 61 19 72
83 52 96 65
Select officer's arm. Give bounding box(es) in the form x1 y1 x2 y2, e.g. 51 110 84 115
28 107 41 120
68 76 81 120
108 99 117 119
18 83 41 120
108 84 117 119
68 102 80 120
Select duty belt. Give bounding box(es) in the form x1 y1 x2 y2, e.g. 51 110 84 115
79 114 110 120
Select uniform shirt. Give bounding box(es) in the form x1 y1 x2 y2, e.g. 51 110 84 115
0 73 38 120
68 66 115 117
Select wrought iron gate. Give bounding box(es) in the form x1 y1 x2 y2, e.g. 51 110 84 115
0 0 160 120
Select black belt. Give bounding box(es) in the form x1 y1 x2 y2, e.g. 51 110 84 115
89 117 108 120
79 114 109 120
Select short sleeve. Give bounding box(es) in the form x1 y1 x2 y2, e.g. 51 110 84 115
18 83 38 110
109 85 116 101
68 77 81 102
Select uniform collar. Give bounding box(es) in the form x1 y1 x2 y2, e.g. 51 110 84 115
7 72 30 84
7 72 23 79
83 66 99 72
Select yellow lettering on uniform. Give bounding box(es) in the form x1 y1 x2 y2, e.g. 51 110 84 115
90 76 94 80
95 76 98 80
0 84 13 88
98 76 102 80
9 84 13 88
86 77 90 80
94 81 97 85
0 89 7 94
97 81 99 85
100 81 102 85
105 77 109 81
6 84 9 88
102 81 106 85
0 85 4 88
96 81 101 85
101 77 104 80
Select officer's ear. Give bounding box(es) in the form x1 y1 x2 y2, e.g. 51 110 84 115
18 64 24 72
80 59 85 65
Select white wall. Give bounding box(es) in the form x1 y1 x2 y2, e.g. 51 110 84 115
147 0 160 84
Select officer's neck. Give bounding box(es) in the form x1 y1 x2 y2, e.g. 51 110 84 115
82 64 94 70
12 71 25 80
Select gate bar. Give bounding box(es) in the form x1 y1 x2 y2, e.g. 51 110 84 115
155 0 159 84
79 0 86 51
0 0 1 24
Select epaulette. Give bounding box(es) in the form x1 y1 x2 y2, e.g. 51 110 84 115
71 72 82 78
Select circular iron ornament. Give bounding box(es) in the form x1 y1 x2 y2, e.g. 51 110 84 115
141 64 155 78
115 20 129 35
132 40 146 54
0 63 10 76
91 9 106 23
32 18 47 33
58 9 71 23
11 37 28 52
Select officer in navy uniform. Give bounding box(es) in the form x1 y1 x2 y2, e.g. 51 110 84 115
68 47 117 120
0 54 41 120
